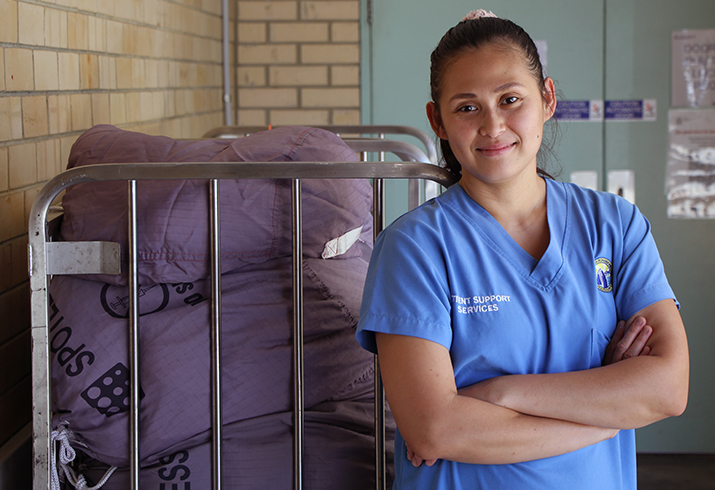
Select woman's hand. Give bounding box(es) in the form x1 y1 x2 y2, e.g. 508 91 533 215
603 316 652 365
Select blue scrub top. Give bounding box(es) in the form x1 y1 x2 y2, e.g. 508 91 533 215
357 179 677 490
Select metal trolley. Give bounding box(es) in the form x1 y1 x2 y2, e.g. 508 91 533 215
29 132 455 490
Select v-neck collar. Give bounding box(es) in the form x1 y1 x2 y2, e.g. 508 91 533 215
446 179 569 291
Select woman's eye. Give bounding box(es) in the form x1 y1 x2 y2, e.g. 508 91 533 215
457 105 477 113
503 96 519 105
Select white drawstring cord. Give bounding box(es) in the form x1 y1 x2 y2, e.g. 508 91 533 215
51 426 118 490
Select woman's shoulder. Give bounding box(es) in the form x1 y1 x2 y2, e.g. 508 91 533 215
386 184 464 232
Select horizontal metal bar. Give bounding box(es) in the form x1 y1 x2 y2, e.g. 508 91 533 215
33 162 455 211
46 241 121 276
345 140 429 164
201 125 439 164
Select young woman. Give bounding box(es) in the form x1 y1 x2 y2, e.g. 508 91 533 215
356 10 689 490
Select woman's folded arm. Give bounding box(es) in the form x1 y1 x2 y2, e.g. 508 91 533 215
375 332 619 465
460 299 689 430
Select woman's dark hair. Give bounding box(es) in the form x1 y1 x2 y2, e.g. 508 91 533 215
429 17 560 180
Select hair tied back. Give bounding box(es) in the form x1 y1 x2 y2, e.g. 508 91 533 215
462 9 498 21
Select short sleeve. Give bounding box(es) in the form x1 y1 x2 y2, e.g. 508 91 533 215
614 199 678 319
356 225 453 354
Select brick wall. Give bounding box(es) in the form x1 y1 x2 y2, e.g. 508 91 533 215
0 0 231 450
236 0 361 126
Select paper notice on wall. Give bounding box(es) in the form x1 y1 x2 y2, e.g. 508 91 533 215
666 109 715 218
672 29 715 108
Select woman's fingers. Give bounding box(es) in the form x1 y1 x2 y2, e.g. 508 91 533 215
604 317 653 365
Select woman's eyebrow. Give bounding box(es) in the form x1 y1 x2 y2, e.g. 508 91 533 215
448 83 526 102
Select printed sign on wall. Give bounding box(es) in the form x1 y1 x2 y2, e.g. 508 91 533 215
672 29 715 108
666 109 715 218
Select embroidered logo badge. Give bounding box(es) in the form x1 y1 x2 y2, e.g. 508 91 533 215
595 258 613 292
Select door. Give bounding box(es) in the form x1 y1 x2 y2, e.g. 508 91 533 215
362 0 715 453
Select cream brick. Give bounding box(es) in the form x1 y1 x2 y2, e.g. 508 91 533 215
5 48 34 91
0 49 5 92
109 93 127 125
239 2 298 21
270 65 327 86
152 91 165 119
70 93 93 131
0 192 26 242
98 55 117 90
238 87 298 108
37 139 62 181
48 95 72 134
89 17 107 52
145 59 159 88
238 66 266 87
0 147 8 192
269 109 329 126
131 58 145 88
144 0 157 26
332 108 360 125
302 87 359 108
97 0 115 16
238 22 267 43
237 109 267 126
163 90 176 117
270 22 328 43
68 12 89 50
156 60 170 88
106 19 123 54
139 91 154 121
175 88 194 115
115 57 133 89
301 44 359 64
125 92 141 123
301 1 359 21
0 97 23 141
123 23 137 55
34 51 60 91
0 0 18 43
92 93 110 125
330 65 359 86
8 143 37 189
23 96 49 138
331 22 359 42
58 52 80 90
45 8 68 48
80 54 100 90
238 44 297 65
18 2 46 46
136 26 155 58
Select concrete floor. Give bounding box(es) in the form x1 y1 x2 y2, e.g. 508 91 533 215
637 454 715 489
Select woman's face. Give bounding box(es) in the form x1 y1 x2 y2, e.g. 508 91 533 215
427 43 555 193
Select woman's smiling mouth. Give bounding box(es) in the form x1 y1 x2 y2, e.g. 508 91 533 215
477 142 516 155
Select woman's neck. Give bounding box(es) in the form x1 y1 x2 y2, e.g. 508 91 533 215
460 173 550 260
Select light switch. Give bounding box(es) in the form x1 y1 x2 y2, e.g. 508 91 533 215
607 170 635 204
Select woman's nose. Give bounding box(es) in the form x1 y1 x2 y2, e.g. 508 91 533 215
478 110 505 138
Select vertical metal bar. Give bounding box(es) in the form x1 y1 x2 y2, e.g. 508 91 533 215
29 202 51 490
128 180 140 490
221 0 232 126
292 179 305 490
372 178 386 490
210 179 223 490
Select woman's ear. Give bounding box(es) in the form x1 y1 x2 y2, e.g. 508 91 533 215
426 102 447 140
543 77 557 121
